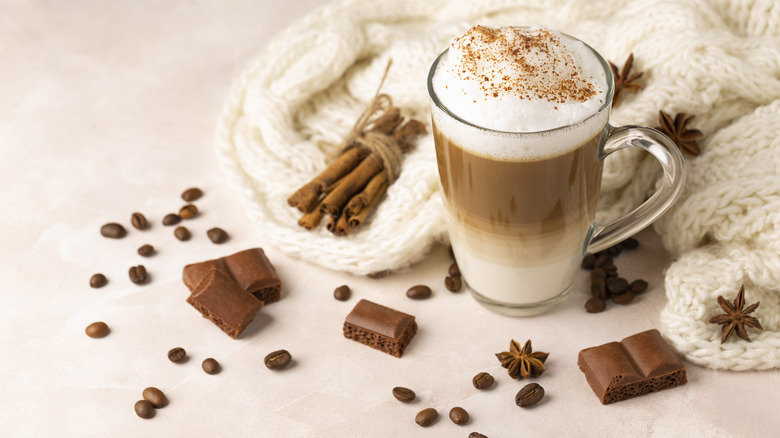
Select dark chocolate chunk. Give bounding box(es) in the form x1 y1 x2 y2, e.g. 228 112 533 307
186 269 263 339
577 329 687 404
343 299 417 358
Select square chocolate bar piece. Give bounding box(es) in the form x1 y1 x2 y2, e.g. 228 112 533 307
183 248 281 304
578 329 687 404
186 269 263 339
343 299 417 358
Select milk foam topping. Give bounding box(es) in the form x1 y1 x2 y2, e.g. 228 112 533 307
431 26 609 160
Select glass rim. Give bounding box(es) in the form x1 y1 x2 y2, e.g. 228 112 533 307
426 30 615 136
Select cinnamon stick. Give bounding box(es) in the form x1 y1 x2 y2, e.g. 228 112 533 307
334 211 350 236
298 199 327 230
348 179 388 229
392 119 427 152
287 108 403 213
344 171 388 219
319 153 384 216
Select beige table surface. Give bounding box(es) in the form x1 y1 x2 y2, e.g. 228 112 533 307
2 1 777 437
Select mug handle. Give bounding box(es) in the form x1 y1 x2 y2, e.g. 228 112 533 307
584 125 686 254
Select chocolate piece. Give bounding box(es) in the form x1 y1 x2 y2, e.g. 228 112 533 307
186 269 262 339
182 248 281 305
577 329 687 404
343 299 417 358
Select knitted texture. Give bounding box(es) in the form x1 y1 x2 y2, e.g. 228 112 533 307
215 0 780 369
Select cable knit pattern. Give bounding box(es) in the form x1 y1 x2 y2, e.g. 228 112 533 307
215 0 780 369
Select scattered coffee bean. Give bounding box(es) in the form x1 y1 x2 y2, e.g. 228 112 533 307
137 244 154 257
611 290 636 305
621 237 639 250
415 408 438 427
630 279 649 294
85 321 109 338
142 387 168 408
392 386 416 403
90 273 108 288
100 222 126 239
264 349 292 370
367 270 390 279
585 297 607 313
469 433 488 438
593 253 611 268
605 277 629 295
167 347 187 363
162 213 181 226
181 187 203 202
179 204 198 219
130 212 148 230
174 226 191 241
449 407 469 425
134 400 155 419
444 276 462 292
590 277 606 299
472 372 494 390
448 263 461 277
581 254 596 269
333 285 351 301
515 383 544 408
406 285 432 300
206 227 229 244
606 244 623 256
129 265 147 284
202 358 220 374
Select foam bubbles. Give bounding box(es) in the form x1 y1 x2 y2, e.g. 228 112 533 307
430 26 610 160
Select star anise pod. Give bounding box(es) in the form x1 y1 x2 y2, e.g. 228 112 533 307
610 53 644 107
495 339 549 379
709 285 763 343
655 110 703 156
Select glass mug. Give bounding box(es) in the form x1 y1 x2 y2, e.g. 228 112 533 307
428 32 685 317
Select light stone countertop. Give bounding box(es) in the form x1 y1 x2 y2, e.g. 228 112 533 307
1 1 777 437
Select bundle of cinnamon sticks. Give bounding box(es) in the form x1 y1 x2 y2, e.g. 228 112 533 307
288 99 425 236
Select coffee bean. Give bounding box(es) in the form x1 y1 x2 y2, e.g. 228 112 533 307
590 268 606 281
367 270 390 279
449 407 469 425
448 245 454 259
472 372 494 390
611 290 636 305
444 277 463 292
179 204 198 219
162 213 181 226
406 285 432 299
206 227 229 244
392 386 416 403
585 297 607 313
630 279 648 294
333 285 351 301
130 212 148 230
606 244 623 256
129 265 147 285
142 387 168 408
593 253 611 268
167 347 187 363
515 383 544 407
581 254 596 269
181 187 203 202
85 321 109 338
137 244 154 257
621 237 639 250
202 358 220 374
444 275 462 292
264 349 292 370
100 222 126 239
469 433 488 438
134 400 155 419
174 226 191 241
415 408 438 427
90 273 108 288
590 277 606 298
448 263 461 277
605 277 629 295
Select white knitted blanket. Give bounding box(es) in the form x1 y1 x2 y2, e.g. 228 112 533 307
215 0 780 370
